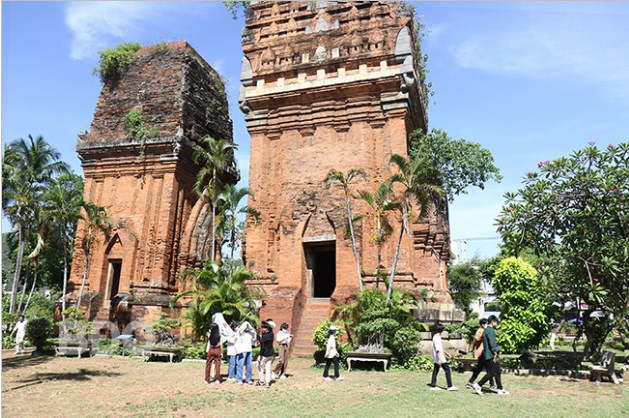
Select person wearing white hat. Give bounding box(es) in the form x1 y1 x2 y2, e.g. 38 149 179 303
323 325 343 381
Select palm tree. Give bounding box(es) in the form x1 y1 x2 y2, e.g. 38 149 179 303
2 135 68 314
76 202 112 309
324 168 366 292
43 173 84 319
355 181 401 290
217 184 261 263
387 154 445 303
193 136 237 262
172 261 259 339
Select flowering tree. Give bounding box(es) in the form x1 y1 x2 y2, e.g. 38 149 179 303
496 142 628 354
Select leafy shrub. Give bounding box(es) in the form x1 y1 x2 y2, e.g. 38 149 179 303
26 317 52 351
492 257 551 353
145 312 180 346
392 354 433 371
61 307 92 338
312 320 344 348
3 334 16 349
93 42 142 83
182 343 207 360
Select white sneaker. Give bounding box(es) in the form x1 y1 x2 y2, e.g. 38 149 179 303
237 381 243 385
323 377 334 381
213 380 221 385
466 382 475 389
335 376 344 381
430 386 443 391
472 383 483 396
280 375 287 380
497 389 510 395
489 385 498 391
447 386 459 391
271 372 277 380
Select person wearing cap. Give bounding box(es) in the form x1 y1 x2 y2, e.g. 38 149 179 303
257 322 275 387
273 322 293 380
471 315 509 395
323 325 343 381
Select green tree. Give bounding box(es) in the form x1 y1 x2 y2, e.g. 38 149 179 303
25 317 53 354
388 154 445 302
2 135 68 314
410 128 502 202
496 142 628 353
193 136 237 262
43 173 84 320
324 168 367 292
491 257 551 353
173 261 259 339
355 182 401 290
447 260 483 316
76 202 112 308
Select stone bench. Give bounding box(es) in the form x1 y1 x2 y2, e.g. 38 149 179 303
141 348 182 363
346 352 392 372
589 351 620 384
55 344 91 358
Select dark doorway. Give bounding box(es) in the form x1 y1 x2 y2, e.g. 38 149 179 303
109 260 122 300
304 242 336 298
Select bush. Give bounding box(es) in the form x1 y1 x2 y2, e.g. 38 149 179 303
26 317 52 351
312 320 344 348
182 343 207 360
93 42 142 83
392 354 433 371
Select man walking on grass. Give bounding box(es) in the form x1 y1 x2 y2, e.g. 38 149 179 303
466 318 495 390
471 315 509 395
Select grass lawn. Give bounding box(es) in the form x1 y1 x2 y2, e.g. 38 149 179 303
2 350 627 418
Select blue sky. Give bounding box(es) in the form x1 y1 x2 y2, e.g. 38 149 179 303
3 1 629 260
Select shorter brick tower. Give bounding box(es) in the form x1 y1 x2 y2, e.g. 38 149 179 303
67 42 235 334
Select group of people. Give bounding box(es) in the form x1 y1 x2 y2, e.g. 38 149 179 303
205 313 292 387
430 315 509 395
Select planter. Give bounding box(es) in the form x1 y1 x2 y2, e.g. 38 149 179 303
346 352 392 360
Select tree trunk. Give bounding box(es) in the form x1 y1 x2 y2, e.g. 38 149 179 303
61 235 68 326
345 194 363 292
387 214 405 303
211 202 216 262
9 224 25 314
22 269 38 315
17 262 30 315
76 251 90 309
376 243 382 291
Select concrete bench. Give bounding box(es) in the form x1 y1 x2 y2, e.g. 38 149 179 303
346 352 391 372
456 357 477 372
55 344 91 358
589 351 620 384
141 349 180 363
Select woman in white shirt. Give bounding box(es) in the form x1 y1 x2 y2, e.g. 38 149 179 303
430 322 458 391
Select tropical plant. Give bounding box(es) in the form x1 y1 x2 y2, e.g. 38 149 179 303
93 42 142 83
192 136 237 262
496 142 628 354
172 260 258 339
76 202 112 308
42 173 84 321
491 257 552 353
2 135 68 314
145 312 181 346
355 181 400 290
323 168 366 292
387 154 444 302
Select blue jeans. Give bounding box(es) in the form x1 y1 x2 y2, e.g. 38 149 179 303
237 352 253 383
227 355 237 379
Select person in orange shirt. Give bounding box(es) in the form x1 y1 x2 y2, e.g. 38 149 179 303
466 318 495 390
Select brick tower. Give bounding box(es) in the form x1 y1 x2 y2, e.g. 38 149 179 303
240 1 452 354
67 42 235 332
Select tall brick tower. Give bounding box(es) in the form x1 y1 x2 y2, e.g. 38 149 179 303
68 42 235 331
240 1 452 354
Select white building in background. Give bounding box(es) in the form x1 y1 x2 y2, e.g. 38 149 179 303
469 277 500 319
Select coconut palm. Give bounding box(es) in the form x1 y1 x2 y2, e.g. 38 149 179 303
324 168 366 292
43 173 84 318
76 202 112 309
387 154 445 303
2 135 68 313
217 184 261 263
193 136 238 261
355 181 401 290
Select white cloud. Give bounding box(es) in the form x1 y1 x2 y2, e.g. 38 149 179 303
65 2 190 60
449 5 629 97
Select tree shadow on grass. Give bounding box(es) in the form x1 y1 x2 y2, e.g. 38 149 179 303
2 353 54 371
3 368 122 393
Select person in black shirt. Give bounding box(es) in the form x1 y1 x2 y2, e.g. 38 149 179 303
257 322 275 387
